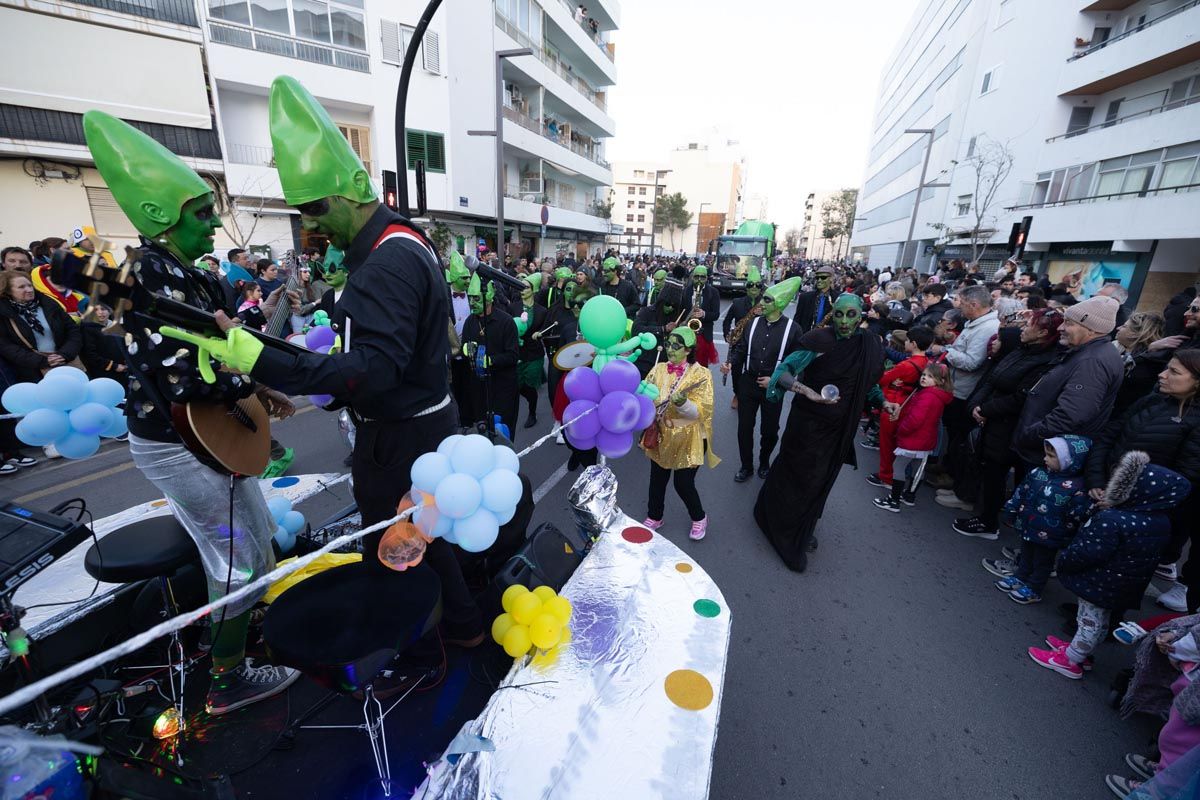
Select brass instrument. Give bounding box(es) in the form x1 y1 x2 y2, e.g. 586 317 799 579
687 318 703 332
727 303 763 348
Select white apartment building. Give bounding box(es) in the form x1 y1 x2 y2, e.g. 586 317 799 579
799 190 847 261
850 0 1200 309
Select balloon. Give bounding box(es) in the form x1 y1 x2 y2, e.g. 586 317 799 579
54 431 100 459
492 444 520 474
532 585 557 603
596 429 633 459
599 359 640 395
413 502 452 539
315 345 332 355
562 399 600 440
502 624 532 658
529 613 563 650
436 434 465 458
635 394 655 431
597 391 640 434
559 625 572 645
2 383 42 416
451 508 499 553
544 595 572 625
495 504 517 526
37 378 87 412
480 469 523 515
411 452 453 496
562 367 602 403
16 408 69 446
378 521 427 571
309 394 334 407
564 430 596 451
42 367 89 387
267 496 293 522
501 584 529 613
273 525 296 554
578 295 627 349
305 325 336 350
100 413 128 439
510 592 543 626
449 434 496 479
281 510 306 535
68 403 115 436
434 473 482 520
491 613 515 646
84 377 124 407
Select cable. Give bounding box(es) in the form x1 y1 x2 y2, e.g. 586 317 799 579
19 499 100 613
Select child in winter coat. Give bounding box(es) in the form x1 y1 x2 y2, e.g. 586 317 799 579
992 435 1093 605
1028 451 1191 681
868 325 936 490
874 361 953 512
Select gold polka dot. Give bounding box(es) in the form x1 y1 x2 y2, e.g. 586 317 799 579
664 669 713 711
675 562 693 573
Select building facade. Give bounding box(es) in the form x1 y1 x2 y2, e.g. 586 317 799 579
799 190 848 261
850 0 1200 308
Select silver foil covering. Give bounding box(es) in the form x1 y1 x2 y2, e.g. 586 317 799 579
417 466 731 799
567 464 620 544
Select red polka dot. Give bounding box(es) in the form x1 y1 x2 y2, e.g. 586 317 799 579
621 526 653 544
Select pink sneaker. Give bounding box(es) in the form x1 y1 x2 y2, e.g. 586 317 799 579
641 517 664 530
1028 646 1083 679
689 517 708 541
1044 635 1094 671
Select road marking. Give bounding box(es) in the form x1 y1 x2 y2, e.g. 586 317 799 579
533 462 570 504
15 462 135 503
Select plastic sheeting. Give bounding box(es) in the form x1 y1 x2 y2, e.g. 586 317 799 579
417 465 731 799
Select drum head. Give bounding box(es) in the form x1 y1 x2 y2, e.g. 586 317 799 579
553 341 595 370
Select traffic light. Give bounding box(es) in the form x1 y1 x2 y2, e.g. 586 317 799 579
1006 215 1033 259
382 170 399 211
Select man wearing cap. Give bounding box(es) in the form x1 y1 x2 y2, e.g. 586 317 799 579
794 266 836 332
686 264 721 367
599 256 639 319
724 277 804 482
1012 295 1124 472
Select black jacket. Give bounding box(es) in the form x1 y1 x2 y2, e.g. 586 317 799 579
683 282 721 340
631 305 673 377
1114 349 1171 416
516 303 548 363
968 343 1059 463
600 279 640 319
1163 287 1196 337
0 296 82 383
723 295 757 340
1084 392 1200 491
794 290 835 332
80 321 126 382
913 299 953 329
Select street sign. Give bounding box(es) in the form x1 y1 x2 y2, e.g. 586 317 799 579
540 204 549 225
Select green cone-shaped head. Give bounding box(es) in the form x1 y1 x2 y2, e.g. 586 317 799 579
447 251 470 289
467 271 494 314
554 267 573 282
747 266 762 284
762 277 800 315
269 76 377 206
523 272 543 294
83 110 212 238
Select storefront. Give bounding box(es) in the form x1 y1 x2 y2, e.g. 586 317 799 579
1037 241 1153 306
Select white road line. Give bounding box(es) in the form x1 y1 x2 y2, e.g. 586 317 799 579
533 461 570 503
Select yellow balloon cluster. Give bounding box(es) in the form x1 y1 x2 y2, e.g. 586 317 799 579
492 584 573 658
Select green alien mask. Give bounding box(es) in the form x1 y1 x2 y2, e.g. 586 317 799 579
467 272 494 315
521 272 542 303
831 293 864 339
692 265 708 285
447 251 471 292
761 277 800 320
745 266 763 300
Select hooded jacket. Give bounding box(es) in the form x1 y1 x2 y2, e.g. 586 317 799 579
1057 454 1191 609
895 385 953 452
1003 435 1093 549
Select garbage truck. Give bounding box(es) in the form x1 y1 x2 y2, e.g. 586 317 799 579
712 219 775 295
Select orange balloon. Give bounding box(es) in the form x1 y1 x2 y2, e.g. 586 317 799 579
378 521 431 571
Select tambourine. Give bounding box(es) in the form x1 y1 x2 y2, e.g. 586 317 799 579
553 341 596 370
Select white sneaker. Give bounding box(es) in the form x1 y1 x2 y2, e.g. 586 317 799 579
555 430 565 445
43 444 61 459
1156 582 1189 613
935 494 975 511
936 489 955 497
0 462 17 476
1155 562 1179 582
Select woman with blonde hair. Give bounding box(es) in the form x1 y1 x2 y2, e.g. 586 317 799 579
1113 311 1168 415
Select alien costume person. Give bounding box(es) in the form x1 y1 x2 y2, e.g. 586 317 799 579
754 293 884 572
459 273 521 438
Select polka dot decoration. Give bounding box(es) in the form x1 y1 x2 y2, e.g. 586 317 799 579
271 476 300 488
675 562 693 573
693 599 721 618
664 669 713 711
621 526 653 544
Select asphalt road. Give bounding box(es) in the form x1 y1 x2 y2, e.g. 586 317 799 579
4 299 1163 799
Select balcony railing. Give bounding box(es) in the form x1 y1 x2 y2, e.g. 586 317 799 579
505 187 605 218
208 20 369 72
494 11 607 112
555 0 614 61
1048 94 1200 141
1006 181 1200 211
1069 0 1200 60
63 0 198 26
502 106 611 170
227 141 370 175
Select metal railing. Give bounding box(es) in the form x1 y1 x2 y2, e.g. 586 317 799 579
227 141 370 175
1069 0 1200 60
494 11 608 111
555 0 614 61
501 106 611 170
208 20 370 72
1006 181 1200 210
1048 94 1200 141
504 186 604 217
63 0 198 26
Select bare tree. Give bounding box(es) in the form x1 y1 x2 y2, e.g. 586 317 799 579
957 136 1015 264
820 188 858 264
202 173 269 250
783 227 801 256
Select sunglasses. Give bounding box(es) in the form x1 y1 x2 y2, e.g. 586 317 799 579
296 198 330 216
746 283 763 289
664 340 686 350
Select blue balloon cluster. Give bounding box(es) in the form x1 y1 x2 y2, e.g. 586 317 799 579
410 434 522 554
267 495 306 554
3 369 127 459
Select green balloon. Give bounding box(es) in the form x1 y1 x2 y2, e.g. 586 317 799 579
578 295 627 349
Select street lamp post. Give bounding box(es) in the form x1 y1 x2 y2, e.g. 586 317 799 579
647 169 672 256
900 127 951 272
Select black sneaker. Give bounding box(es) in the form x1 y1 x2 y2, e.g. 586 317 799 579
900 491 917 506
757 466 770 479
1001 545 1019 561
206 660 300 716
734 468 752 483
859 438 879 451
953 517 999 540
523 415 537 429
872 496 900 513
865 473 885 487
981 557 1016 578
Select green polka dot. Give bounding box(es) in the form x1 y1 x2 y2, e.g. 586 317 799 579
693 599 721 618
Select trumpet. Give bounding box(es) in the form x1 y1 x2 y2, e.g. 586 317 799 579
687 318 703 332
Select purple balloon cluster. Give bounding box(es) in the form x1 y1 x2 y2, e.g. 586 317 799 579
304 324 337 408
561 360 655 459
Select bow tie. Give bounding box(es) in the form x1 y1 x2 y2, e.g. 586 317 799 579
666 362 686 376
453 292 466 299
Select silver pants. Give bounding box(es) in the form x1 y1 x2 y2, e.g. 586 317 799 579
129 435 276 621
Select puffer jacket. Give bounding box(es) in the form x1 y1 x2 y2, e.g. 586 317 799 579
895 386 953 452
1084 392 1200 492
1058 459 1191 610
967 342 1060 464
1003 435 1093 548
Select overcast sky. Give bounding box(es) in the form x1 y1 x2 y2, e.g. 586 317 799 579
606 0 923 234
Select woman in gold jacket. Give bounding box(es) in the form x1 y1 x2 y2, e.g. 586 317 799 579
640 326 720 540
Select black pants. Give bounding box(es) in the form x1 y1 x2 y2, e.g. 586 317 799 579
1015 540 1057 593
647 461 704 522
736 374 781 471
351 404 481 630
942 398 971 478
979 456 1032 528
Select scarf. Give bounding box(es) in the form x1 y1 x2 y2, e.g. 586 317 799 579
8 298 44 335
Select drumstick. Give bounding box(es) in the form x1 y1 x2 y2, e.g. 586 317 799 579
535 321 559 337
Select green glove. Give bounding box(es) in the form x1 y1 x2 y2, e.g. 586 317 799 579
160 326 265 383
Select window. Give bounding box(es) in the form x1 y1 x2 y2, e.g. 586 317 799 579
955 194 971 216
626 201 634 208
1066 106 1094 137
295 0 331 41
637 214 645 222
86 187 137 237
627 186 636 195
638 187 646 195
633 170 645 179
210 0 250 24
980 67 999 96
638 201 646 209
422 30 440 73
211 0 366 50
495 0 541 43
966 136 977 158
380 19 413 64
404 129 445 172
330 5 365 49
636 228 644 235
338 123 372 174
1103 99 1123 127
626 214 634 222
997 0 1015 26
250 0 290 34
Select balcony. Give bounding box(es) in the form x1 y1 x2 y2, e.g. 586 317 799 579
1048 92 1200 146
1081 0 1139 9
60 0 198 27
208 19 369 73
552 0 614 62
541 0 616 84
494 10 609 116
1007 182 1200 242
1061 1 1200 95
503 187 608 233
501 107 611 185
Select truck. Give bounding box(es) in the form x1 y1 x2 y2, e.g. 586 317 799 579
712 219 776 295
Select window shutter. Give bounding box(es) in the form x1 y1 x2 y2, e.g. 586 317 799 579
426 133 445 171
337 123 372 174
422 30 440 74
381 19 402 65
85 187 137 237
406 129 426 170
